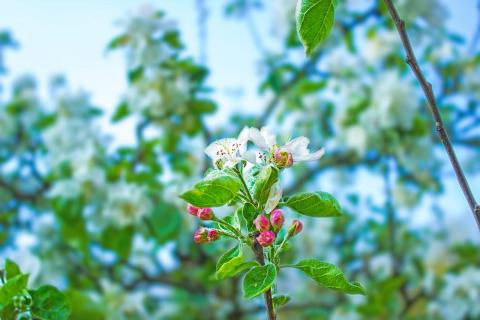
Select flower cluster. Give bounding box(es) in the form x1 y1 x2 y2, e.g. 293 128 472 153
204 126 324 170
185 127 320 247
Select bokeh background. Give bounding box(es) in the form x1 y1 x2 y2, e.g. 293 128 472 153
0 0 479 319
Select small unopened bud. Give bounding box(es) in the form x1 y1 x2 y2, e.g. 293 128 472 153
256 231 276 247
272 148 293 169
197 207 214 220
193 227 208 244
207 229 220 242
270 209 284 230
290 219 303 236
254 214 270 232
187 204 200 216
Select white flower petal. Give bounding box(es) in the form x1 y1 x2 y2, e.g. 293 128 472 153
243 150 258 164
283 136 310 156
248 127 269 150
294 148 325 162
260 127 277 148
204 140 224 161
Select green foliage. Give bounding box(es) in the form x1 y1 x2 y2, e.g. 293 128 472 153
243 264 277 299
5 260 21 281
241 203 257 232
286 259 366 295
285 191 342 217
296 0 336 55
216 244 260 279
216 244 244 279
30 286 70 320
0 262 69 319
180 170 242 207
0 274 29 308
272 295 290 309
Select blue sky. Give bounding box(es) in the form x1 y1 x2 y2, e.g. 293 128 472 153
1 0 479 237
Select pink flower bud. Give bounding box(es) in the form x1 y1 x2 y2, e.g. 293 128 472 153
272 149 293 169
290 219 303 236
207 229 220 242
256 231 276 247
187 204 200 216
254 214 270 232
193 227 208 244
197 208 214 220
270 209 284 229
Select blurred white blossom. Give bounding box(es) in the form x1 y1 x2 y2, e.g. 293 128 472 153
428 267 480 320
102 182 152 228
363 71 419 130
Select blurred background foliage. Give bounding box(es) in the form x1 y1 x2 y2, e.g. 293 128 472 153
0 0 480 319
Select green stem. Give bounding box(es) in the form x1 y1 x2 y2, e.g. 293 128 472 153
274 231 292 259
234 167 255 205
216 229 238 239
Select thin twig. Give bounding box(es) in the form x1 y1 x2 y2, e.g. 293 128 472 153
382 0 480 229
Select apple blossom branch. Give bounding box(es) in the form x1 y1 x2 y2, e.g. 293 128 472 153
382 0 480 230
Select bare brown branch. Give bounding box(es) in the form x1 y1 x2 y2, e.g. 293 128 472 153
382 0 480 230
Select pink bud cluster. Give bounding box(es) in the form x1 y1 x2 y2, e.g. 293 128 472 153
193 227 220 244
253 208 303 247
187 204 214 220
188 204 220 244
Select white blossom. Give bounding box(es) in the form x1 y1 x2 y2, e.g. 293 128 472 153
204 127 251 168
248 127 325 164
361 71 419 131
102 182 152 228
101 280 149 320
428 267 480 320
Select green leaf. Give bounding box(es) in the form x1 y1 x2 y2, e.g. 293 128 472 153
252 165 279 211
0 303 16 319
243 264 277 299
216 244 244 279
5 259 21 281
229 261 261 277
111 101 130 122
286 259 366 295
285 191 342 217
180 170 241 207
0 274 29 308
272 295 291 309
296 0 335 56
31 285 70 320
241 203 257 232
